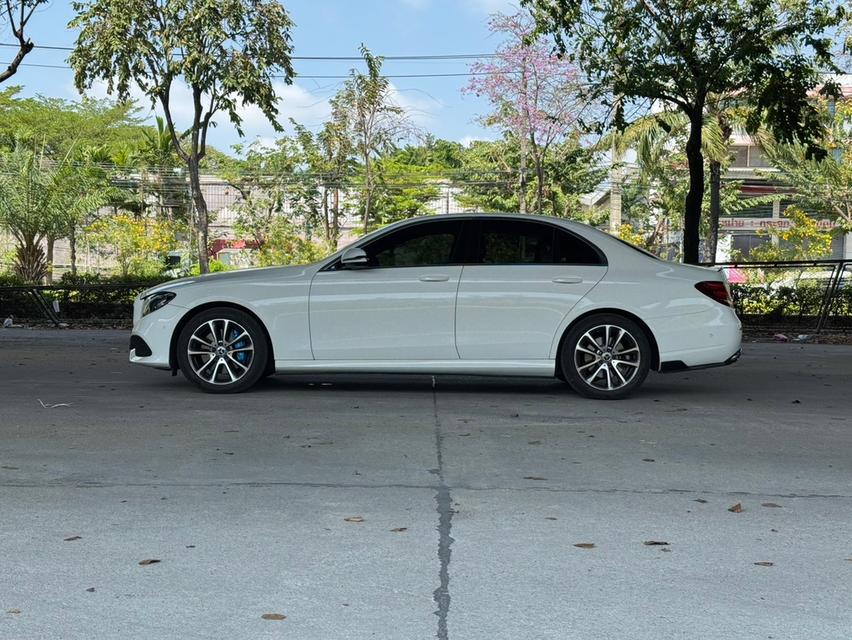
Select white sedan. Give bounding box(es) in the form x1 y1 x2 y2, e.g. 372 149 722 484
130 214 741 399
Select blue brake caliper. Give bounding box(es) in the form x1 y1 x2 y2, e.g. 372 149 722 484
228 328 249 365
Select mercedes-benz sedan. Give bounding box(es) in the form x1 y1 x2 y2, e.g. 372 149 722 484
130 214 741 399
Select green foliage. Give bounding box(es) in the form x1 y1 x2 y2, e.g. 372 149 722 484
757 99 852 232
0 147 115 282
744 207 835 262
454 136 606 218
85 214 182 277
330 46 411 232
524 0 846 263
255 218 327 267
69 0 297 273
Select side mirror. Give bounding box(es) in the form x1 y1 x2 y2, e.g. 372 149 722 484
340 247 369 269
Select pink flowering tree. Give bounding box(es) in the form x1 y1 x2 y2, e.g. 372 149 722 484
465 12 587 214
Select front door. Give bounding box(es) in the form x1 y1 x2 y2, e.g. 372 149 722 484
309 219 465 360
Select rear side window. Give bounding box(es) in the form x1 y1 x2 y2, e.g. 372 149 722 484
472 219 603 265
554 229 603 264
364 220 463 268
478 220 554 264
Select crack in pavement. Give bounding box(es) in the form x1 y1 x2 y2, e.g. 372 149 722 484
431 383 454 640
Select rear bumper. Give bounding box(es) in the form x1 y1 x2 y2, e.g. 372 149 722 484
660 348 741 373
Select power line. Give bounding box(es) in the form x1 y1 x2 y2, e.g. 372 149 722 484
0 42 497 61
0 60 520 79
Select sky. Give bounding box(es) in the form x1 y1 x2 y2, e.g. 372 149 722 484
6 0 521 154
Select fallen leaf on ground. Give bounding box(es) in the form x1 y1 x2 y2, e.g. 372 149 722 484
523 476 547 481
64 535 82 542
761 503 783 508
643 541 670 546
390 527 408 532
344 516 364 523
138 559 161 566
574 543 595 549
754 561 774 567
261 613 286 620
728 502 743 513
6 609 21 614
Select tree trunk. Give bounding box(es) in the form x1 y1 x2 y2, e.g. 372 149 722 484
708 160 721 263
362 152 372 234
332 187 340 248
70 227 77 276
187 159 210 274
683 113 705 264
532 150 545 215
518 141 528 215
45 237 54 284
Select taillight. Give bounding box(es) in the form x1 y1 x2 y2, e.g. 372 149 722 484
695 281 732 307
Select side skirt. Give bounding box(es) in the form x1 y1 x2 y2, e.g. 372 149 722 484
273 359 556 377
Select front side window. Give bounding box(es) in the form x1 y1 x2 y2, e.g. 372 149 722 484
363 220 463 268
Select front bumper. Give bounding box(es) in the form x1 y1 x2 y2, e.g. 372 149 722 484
129 297 187 369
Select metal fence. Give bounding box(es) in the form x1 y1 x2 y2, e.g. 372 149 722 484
710 259 852 333
2 260 851 332
0 283 154 326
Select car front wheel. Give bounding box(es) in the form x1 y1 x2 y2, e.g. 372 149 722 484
560 314 651 399
176 307 269 393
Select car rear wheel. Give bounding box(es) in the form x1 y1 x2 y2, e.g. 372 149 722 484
176 307 269 393
560 314 651 399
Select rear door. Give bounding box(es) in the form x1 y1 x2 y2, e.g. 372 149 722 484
455 218 607 360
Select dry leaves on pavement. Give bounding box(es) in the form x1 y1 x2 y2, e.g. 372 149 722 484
728 503 743 513
261 613 286 620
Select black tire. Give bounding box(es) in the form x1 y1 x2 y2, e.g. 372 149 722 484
560 313 651 400
176 307 269 393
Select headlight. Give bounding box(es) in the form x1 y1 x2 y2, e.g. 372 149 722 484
141 291 176 317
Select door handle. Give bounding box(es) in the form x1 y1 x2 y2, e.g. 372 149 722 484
552 276 583 284
419 274 450 282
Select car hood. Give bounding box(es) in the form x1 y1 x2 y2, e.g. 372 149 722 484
140 264 315 298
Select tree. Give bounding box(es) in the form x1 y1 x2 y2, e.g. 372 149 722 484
757 98 852 233
331 46 412 232
1 1 45 84
465 11 588 214
524 0 845 263
0 147 112 282
69 0 296 273
85 213 180 277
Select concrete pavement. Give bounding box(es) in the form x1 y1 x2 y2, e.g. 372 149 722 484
0 329 850 639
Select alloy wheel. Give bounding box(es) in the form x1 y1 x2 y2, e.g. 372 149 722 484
573 324 641 392
186 318 255 385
